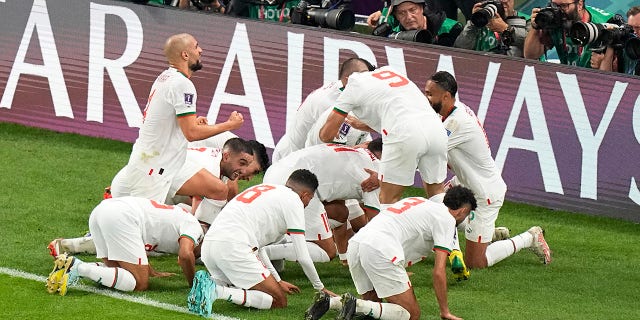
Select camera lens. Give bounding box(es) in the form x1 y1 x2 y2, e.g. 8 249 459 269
470 4 497 28
390 29 433 43
570 22 602 46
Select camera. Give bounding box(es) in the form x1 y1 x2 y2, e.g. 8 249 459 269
470 0 505 28
290 0 355 31
389 29 434 44
534 2 566 30
570 22 635 49
626 35 640 60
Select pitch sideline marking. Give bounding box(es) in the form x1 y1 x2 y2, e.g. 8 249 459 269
0 267 242 320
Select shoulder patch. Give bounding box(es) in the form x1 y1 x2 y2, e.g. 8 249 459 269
184 93 194 105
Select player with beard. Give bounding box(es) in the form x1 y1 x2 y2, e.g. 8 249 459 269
424 71 552 273
111 33 244 203
523 0 614 67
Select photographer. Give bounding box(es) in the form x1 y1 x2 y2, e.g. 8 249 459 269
454 0 530 57
523 0 614 68
368 0 462 46
594 6 640 75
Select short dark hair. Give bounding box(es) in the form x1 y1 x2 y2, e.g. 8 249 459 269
429 71 458 96
223 137 253 155
247 140 270 172
339 58 375 79
367 137 383 156
287 169 319 192
443 186 477 211
628 6 640 17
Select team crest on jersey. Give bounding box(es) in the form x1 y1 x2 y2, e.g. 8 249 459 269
184 93 194 105
446 128 452 136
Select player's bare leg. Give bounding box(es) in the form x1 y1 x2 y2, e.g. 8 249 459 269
464 240 489 269
379 182 405 205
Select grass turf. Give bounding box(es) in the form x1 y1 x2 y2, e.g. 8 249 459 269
1 122 638 319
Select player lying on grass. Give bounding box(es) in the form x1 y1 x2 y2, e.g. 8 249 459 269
46 196 205 295
187 169 336 317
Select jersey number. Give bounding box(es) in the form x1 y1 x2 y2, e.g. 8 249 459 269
371 70 409 87
236 185 276 204
387 197 425 214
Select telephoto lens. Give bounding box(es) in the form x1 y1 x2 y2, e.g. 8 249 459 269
390 29 433 43
470 0 503 28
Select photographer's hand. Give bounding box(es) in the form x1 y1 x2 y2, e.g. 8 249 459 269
487 16 508 33
530 7 541 29
367 11 382 28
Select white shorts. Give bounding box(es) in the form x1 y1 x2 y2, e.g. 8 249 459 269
88 200 148 265
304 197 333 241
201 240 271 289
380 127 447 186
111 165 172 203
465 198 503 243
347 241 410 298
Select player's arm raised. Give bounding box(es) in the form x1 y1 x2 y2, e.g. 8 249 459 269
178 111 244 142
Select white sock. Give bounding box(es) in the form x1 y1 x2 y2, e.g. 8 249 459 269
485 232 533 266
215 285 273 309
194 198 226 225
61 237 96 254
77 263 136 291
329 296 342 310
356 299 410 320
263 242 330 262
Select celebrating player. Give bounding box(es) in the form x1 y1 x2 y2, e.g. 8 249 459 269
319 66 448 206
46 197 205 295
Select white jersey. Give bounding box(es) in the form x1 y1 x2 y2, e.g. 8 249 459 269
128 67 197 176
272 81 342 162
444 102 507 202
263 144 380 211
305 108 371 148
95 197 204 254
206 184 306 248
187 131 237 149
350 197 457 267
334 66 442 143
168 147 225 200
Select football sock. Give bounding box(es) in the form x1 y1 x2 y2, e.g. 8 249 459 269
214 285 273 309
194 198 226 225
485 231 534 266
263 242 330 262
61 237 96 254
355 299 410 320
329 296 342 310
77 263 136 291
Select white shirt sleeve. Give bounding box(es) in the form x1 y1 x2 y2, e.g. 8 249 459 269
290 233 324 290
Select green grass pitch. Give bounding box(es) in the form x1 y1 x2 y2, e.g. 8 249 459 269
1 122 638 319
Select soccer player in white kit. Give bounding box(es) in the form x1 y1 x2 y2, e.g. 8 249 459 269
424 71 552 270
319 65 449 206
261 142 382 264
304 186 477 320
271 58 373 162
46 197 204 295
187 169 335 316
110 33 244 203
168 137 255 224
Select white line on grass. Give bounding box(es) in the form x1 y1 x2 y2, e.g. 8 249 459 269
0 267 242 320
